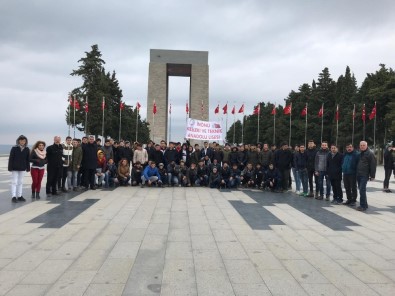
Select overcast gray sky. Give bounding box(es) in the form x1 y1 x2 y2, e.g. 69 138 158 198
1 0 394 145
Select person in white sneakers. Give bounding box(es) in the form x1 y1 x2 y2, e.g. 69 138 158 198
8 135 30 203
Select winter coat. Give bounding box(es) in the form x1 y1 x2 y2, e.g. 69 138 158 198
8 137 30 171
306 148 317 171
326 152 343 180
315 149 329 172
259 150 273 167
383 148 395 170
82 142 98 170
133 149 148 165
342 150 359 175
118 163 130 178
62 144 73 167
356 149 376 178
164 148 179 166
70 146 82 171
294 151 308 171
274 149 292 170
30 150 47 169
143 165 161 180
46 143 63 169
246 150 259 166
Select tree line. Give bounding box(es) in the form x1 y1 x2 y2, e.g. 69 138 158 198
227 64 395 149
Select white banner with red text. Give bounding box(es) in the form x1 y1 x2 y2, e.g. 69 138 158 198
185 118 223 141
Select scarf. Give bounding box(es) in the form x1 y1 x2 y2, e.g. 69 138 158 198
35 148 46 159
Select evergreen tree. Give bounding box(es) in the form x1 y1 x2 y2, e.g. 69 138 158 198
66 45 150 141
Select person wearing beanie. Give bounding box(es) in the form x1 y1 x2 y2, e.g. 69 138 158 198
8 135 30 203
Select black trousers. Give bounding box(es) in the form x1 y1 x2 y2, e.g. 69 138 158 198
84 168 96 189
308 169 319 193
279 169 290 190
46 166 62 194
343 174 357 201
384 167 393 189
61 167 68 189
330 177 343 201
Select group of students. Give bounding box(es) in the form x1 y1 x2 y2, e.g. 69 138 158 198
8 134 392 212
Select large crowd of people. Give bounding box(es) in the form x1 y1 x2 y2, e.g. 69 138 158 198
7 134 395 212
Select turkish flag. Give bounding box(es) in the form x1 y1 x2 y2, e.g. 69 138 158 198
238 104 244 113
283 104 292 115
75 100 80 110
271 106 276 115
136 102 141 110
362 104 366 121
214 104 219 114
369 103 376 120
253 104 260 115
120 101 125 111
231 106 235 115
301 105 307 116
153 100 157 115
318 106 323 118
186 103 189 114
101 98 105 111
84 102 89 113
223 104 228 114
335 105 339 121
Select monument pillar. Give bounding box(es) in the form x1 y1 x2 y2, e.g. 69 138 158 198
147 49 209 142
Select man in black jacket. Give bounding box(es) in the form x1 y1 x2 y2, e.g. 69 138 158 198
327 144 344 204
274 142 293 192
356 141 376 211
82 136 98 190
306 140 318 197
46 136 63 196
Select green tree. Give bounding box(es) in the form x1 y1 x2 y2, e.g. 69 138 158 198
66 45 150 141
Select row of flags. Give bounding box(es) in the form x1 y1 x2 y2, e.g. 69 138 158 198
218 102 377 121
69 96 377 122
69 96 142 113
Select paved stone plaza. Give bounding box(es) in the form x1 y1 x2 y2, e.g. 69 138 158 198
0 156 395 296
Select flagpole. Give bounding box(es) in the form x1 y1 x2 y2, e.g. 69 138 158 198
336 104 339 146
289 102 292 146
85 96 88 136
232 104 236 144
73 94 76 138
241 103 245 144
363 104 366 141
273 105 276 145
119 101 122 141
352 104 355 145
169 102 172 143
257 103 260 143
101 97 105 143
225 101 228 143
68 96 71 137
136 104 139 142
373 101 376 154
305 103 308 147
320 103 324 143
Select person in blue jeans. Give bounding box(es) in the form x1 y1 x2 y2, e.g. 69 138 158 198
314 141 331 200
294 144 309 197
356 141 376 212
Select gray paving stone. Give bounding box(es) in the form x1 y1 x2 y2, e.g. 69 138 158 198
193 249 225 271
223 259 263 284
258 268 308 296
84 283 125 296
300 283 343 296
232 283 272 296
195 269 235 296
4 284 49 296
1 164 395 296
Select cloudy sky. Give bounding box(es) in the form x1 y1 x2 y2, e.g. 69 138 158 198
1 0 394 145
